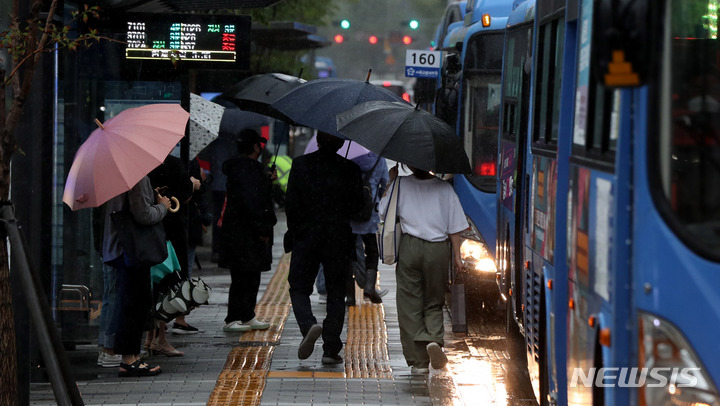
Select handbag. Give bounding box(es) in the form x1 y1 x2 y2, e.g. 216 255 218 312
377 177 401 265
154 274 212 322
110 194 167 268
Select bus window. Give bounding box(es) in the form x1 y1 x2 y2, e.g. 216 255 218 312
462 33 504 192
658 0 720 256
464 75 502 189
572 5 618 166
534 17 565 146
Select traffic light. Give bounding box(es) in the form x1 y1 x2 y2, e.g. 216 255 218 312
402 35 412 45
368 35 378 45
409 19 419 29
334 34 344 43
340 19 350 29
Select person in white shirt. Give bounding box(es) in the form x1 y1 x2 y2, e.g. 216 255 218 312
379 164 468 374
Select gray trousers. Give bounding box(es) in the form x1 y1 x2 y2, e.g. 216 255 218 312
395 233 450 368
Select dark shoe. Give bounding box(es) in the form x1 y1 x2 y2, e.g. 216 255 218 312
426 342 448 369
321 353 343 365
364 268 382 303
363 290 383 303
171 322 199 335
118 360 162 377
298 324 322 360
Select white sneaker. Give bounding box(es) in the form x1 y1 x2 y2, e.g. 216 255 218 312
410 366 429 375
426 342 448 369
243 318 270 330
97 352 122 368
223 321 251 332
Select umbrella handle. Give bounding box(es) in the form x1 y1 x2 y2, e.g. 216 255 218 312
168 196 180 213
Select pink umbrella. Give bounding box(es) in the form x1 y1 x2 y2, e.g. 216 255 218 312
303 132 371 159
63 103 190 211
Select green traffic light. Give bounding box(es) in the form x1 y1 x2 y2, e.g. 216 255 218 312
340 19 350 29
409 19 419 29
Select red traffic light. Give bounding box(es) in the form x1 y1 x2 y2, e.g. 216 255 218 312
368 35 378 45
334 34 344 43
402 35 412 45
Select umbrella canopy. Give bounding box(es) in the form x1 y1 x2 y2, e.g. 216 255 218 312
271 77 410 137
219 73 306 122
336 101 472 174
189 93 225 159
63 103 190 211
303 133 371 160
218 108 271 136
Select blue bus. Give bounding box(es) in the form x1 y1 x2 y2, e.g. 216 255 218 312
434 0 515 319
498 0 720 404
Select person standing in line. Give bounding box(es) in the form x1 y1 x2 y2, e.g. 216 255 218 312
284 131 364 365
103 175 171 377
349 152 390 304
379 164 468 375
187 156 213 274
93 205 122 368
218 129 276 332
148 153 202 335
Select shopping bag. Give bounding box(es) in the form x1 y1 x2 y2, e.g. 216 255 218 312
376 178 401 265
150 241 181 285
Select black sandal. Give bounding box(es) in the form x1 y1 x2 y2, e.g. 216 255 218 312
118 360 162 377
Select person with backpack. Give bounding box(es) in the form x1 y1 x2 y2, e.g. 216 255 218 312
348 152 389 304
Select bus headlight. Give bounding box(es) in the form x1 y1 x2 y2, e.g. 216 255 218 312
459 229 496 274
638 312 720 406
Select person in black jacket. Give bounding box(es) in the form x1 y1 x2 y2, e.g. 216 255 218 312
218 129 277 332
148 154 201 338
284 131 364 365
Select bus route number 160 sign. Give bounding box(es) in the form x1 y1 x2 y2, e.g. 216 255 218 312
405 50 441 79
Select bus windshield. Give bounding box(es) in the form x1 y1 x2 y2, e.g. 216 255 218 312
661 0 720 255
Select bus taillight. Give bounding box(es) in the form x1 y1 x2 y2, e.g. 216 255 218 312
477 161 496 176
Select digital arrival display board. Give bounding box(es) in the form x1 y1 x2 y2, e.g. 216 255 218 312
121 13 251 70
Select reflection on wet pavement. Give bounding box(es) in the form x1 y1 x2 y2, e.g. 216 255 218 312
442 298 538 406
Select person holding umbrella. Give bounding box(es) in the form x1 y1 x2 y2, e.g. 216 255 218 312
284 131 364 365
378 164 468 374
102 176 172 377
218 129 277 333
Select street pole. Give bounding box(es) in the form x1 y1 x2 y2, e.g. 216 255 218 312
0 203 84 406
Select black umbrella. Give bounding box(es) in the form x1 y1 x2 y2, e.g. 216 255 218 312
270 73 410 138
219 73 306 123
336 100 472 174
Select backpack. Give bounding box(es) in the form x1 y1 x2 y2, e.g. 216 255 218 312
350 158 381 223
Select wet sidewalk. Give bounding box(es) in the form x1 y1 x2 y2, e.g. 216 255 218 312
29 210 465 405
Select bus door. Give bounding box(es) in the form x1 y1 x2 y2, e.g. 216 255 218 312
566 0 622 404
499 11 535 356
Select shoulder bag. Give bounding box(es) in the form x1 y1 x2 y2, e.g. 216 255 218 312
110 194 167 268
377 177 401 265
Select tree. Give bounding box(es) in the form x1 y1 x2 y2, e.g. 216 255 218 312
0 1 100 403
221 0 338 75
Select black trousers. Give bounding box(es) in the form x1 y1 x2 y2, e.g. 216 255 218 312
110 255 153 356
225 266 261 324
288 226 352 356
359 232 379 270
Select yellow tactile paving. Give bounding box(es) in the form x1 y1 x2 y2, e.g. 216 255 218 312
345 286 394 379
207 254 291 406
208 253 394 405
